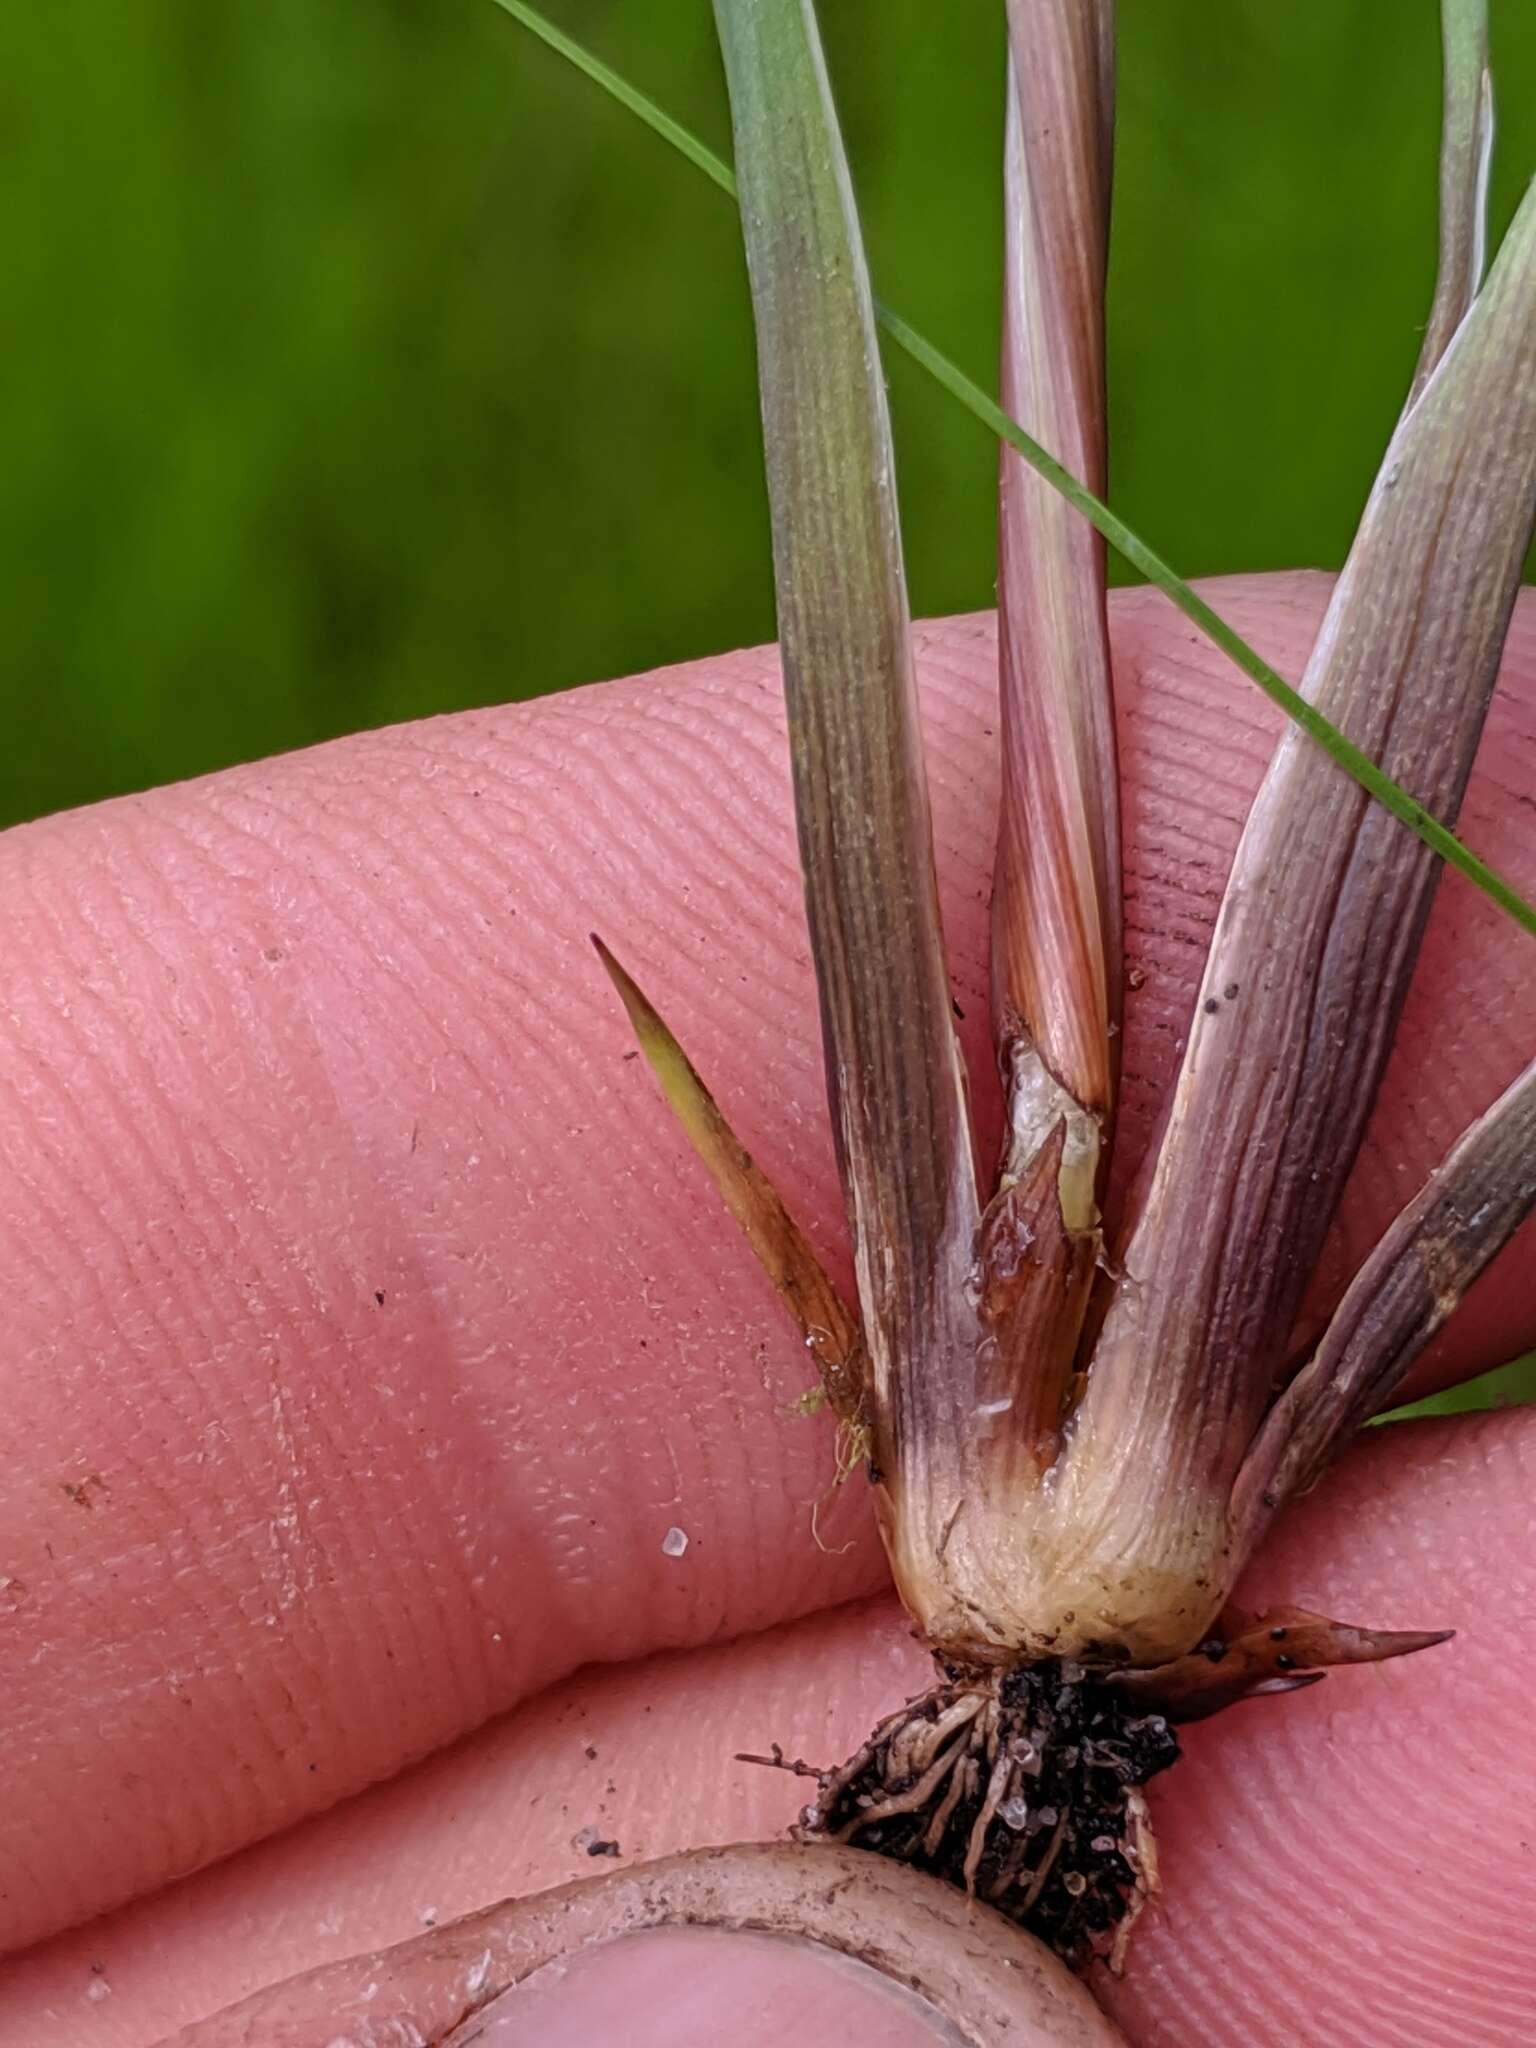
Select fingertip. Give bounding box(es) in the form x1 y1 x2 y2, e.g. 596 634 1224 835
159 1846 1122 2048
457 1927 968 2048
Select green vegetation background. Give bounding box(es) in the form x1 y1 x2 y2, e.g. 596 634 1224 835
8 1 1536 826
3 3 1532 1411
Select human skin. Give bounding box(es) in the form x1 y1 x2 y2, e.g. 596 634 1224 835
0 574 1532 2044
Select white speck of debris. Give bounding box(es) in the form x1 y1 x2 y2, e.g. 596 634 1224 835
571 1824 604 1853
465 1950 494 1999
661 1525 689 1558
420 1905 438 1927
975 1397 1013 1418
86 1975 111 2004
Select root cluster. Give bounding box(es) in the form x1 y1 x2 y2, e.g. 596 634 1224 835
767 1660 1180 1971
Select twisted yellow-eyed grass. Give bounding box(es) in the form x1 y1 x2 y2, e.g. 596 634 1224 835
589 0 1536 1973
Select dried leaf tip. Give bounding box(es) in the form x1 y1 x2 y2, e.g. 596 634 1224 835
592 935 866 1427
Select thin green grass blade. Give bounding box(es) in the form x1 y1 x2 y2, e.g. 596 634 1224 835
1375 1350 1536 1422
494 0 1536 940
493 0 734 196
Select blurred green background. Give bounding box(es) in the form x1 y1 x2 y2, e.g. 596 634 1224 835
5 0 1535 830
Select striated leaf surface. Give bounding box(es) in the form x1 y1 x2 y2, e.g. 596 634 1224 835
713 0 979 1494
1075 178 1536 1510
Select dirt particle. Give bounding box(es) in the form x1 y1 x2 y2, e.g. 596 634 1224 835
373 1290 386 1307
1203 997 1220 1015
571 1826 621 1858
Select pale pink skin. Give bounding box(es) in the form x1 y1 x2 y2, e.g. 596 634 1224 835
1 574 1533 2044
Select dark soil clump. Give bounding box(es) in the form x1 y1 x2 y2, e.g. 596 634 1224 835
775 1660 1180 1971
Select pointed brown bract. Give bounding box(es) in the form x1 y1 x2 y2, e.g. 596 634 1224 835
594 936 867 1427
1112 1608 1455 1724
